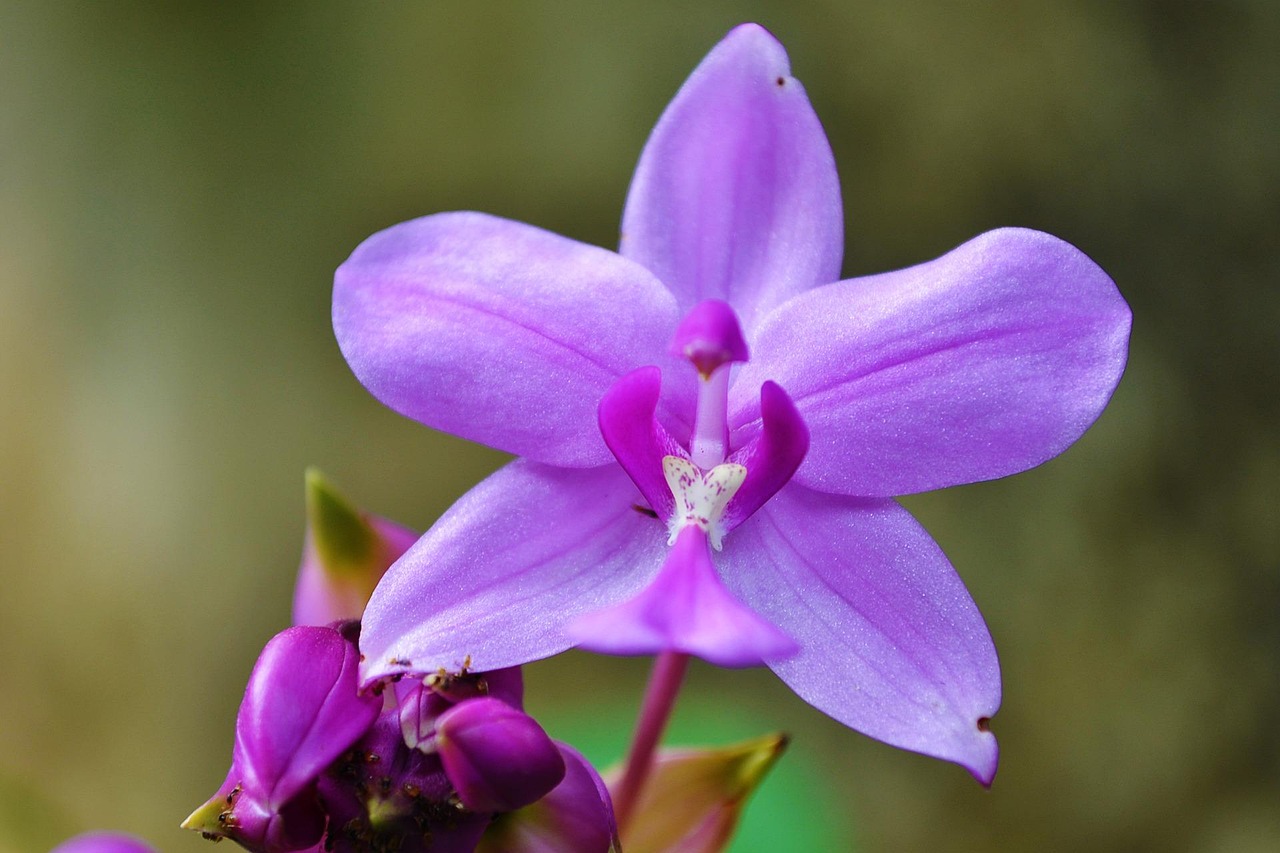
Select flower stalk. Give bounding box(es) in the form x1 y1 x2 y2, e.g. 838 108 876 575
612 650 691 832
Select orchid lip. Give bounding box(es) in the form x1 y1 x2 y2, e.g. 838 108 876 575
567 525 800 667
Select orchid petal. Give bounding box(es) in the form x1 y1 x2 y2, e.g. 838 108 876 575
235 626 382 806
568 526 798 668
359 460 667 685
722 381 809 532
722 484 1001 783
182 765 326 853
335 211 685 466
733 228 1131 497
597 366 688 521
620 23 843 330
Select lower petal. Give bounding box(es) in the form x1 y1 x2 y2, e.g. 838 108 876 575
359 461 667 685
722 484 1001 783
568 526 798 668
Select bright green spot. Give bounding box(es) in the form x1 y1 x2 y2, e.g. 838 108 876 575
181 790 230 838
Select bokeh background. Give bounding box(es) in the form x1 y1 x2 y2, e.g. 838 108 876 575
3 2 1277 851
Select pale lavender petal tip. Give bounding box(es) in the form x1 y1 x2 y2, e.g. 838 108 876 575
725 486 1002 781
620 23 843 329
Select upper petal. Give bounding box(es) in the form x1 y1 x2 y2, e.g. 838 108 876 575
733 228 1131 496
620 23 843 331
721 484 1001 783
334 211 682 467
358 460 668 685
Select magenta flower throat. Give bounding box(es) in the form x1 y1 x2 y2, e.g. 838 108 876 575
334 23 1131 785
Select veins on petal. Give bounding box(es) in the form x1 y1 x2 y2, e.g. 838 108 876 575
749 504 979 719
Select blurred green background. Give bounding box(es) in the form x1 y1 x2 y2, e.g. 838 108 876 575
2 1 1277 851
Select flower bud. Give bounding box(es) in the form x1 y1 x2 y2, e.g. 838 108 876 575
436 697 565 813
476 744 619 853
611 733 788 853
292 468 417 625
184 626 381 852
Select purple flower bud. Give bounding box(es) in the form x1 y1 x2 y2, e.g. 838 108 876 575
436 697 566 813
184 626 381 852
399 666 525 751
50 832 158 853
477 744 619 853
316 712 491 853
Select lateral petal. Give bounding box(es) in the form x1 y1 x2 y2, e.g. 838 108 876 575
620 23 843 331
722 484 1001 783
359 460 667 685
597 366 687 521
335 211 683 466
733 228 1131 496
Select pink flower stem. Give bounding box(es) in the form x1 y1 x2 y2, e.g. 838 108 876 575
612 649 691 832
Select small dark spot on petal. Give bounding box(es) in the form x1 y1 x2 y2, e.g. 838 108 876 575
775 76 786 87
977 716 991 732
632 504 659 518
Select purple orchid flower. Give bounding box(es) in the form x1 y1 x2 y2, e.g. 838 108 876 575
333 23 1131 784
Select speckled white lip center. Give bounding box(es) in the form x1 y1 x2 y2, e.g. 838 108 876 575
662 455 746 550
